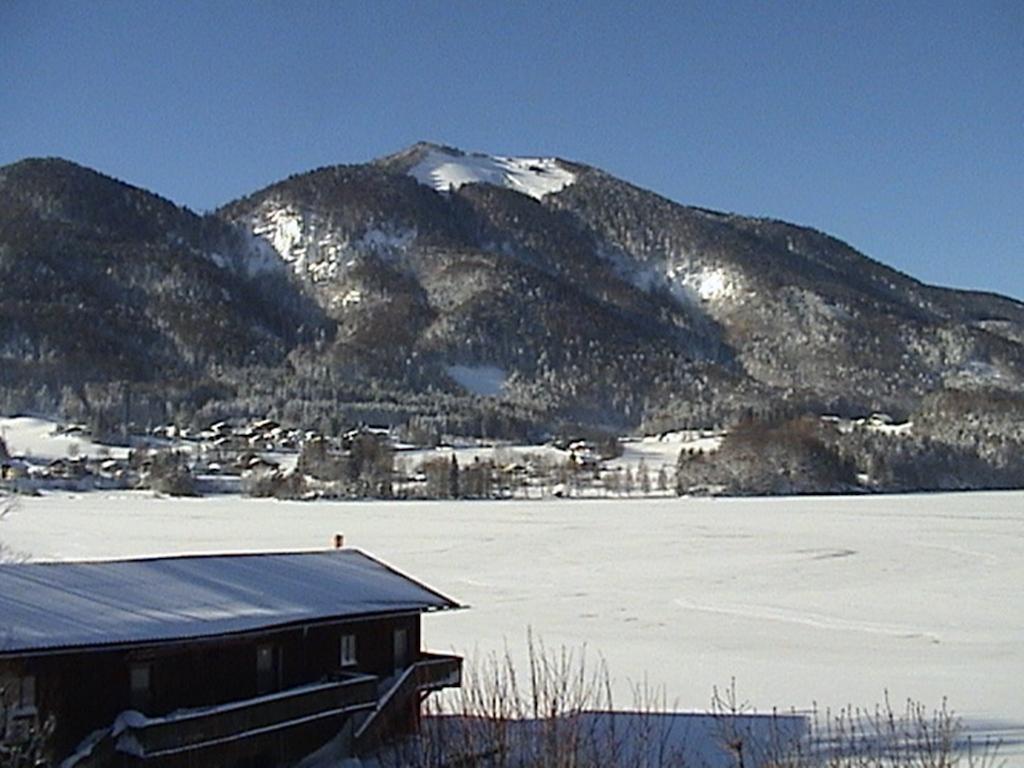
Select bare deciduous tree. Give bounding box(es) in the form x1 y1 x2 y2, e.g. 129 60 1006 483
381 633 689 768
379 641 997 768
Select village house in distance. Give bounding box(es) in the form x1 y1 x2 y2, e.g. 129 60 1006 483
0 547 463 767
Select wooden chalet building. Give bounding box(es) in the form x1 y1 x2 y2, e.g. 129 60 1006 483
0 548 463 767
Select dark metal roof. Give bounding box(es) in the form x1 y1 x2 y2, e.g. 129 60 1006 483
0 549 460 655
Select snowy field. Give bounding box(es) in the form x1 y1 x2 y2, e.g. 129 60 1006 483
0 416 132 461
1 491 1022 764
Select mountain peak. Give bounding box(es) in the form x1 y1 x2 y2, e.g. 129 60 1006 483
2 155 84 172
400 144 576 201
0 156 113 188
0 155 201 243
0 156 188 212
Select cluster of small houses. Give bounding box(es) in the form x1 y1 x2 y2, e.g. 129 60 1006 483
0 419 305 495
0 418 653 499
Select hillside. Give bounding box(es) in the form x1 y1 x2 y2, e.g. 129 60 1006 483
219 143 1024 429
2 145 1022 475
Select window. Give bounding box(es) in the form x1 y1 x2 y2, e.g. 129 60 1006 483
393 628 409 670
130 665 150 694
340 634 357 667
256 644 280 694
18 676 35 710
129 663 152 710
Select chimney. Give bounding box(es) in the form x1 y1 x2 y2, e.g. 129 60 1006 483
333 533 345 549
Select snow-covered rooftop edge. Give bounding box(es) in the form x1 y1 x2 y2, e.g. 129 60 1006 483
408 146 576 200
0 548 462 655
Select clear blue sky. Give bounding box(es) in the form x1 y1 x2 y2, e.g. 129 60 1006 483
2 1 1021 299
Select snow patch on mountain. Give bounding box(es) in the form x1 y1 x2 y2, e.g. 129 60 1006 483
252 207 310 267
409 148 575 200
340 289 363 307
593 238 744 310
250 205 416 282
667 265 742 303
447 364 507 397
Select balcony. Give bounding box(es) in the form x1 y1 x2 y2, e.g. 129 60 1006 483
118 673 379 759
414 652 463 692
354 652 462 750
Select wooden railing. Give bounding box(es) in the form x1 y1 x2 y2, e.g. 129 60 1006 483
123 673 378 757
415 652 463 691
72 656 461 764
354 653 462 750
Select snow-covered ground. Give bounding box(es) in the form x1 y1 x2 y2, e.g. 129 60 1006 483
1 491 1021 763
617 431 723 467
0 416 131 461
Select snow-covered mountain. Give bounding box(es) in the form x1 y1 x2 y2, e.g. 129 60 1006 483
406 145 576 199
3 143 1024 444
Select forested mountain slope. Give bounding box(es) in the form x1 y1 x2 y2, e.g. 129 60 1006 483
3 145 1023 449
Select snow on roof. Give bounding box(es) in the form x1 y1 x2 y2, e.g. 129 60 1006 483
0 549 460 655
408 147 575 200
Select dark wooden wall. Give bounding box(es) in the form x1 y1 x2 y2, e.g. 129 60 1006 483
1 611 423 763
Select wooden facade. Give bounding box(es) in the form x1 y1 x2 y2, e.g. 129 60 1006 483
0 553 462 768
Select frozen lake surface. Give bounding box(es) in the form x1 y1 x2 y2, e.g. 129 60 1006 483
2 491 1022 763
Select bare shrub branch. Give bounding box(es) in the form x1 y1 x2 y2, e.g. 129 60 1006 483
380 645 1000 768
